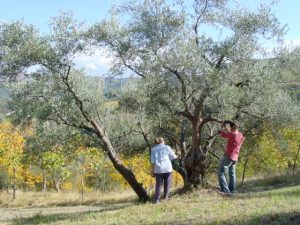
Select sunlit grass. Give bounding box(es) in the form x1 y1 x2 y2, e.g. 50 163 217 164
0 190 136 208
0 173 299 225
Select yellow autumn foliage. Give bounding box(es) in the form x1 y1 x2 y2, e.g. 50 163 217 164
104 101 119 109
0 122 24 177
109 153 183 190
61 181 73 191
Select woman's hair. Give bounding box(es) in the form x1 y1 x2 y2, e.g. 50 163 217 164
223 120 237 130
154 137 164 144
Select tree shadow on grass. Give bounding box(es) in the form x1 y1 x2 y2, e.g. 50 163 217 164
10 203 130 225
238 172 300 194
48 195 137 207
146 212 300 225
232 186 300 201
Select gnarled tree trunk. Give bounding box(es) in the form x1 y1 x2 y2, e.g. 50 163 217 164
183 121 209 188
91 119 149 201
178 101 221 189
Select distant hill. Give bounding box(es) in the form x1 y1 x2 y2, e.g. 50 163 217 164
286 48 300 103
103 76 130 98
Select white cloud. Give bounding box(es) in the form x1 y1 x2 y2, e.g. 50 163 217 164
74 47 113 76
85 63 97 70
283 38 300 48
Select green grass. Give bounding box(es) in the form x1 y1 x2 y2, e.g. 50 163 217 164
1 173 299 225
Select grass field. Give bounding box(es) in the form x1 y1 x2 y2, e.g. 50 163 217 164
0 173 299 225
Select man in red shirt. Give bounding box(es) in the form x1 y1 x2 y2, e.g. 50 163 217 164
218 121 244 194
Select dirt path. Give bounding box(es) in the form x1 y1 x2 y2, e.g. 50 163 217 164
0 203 131 225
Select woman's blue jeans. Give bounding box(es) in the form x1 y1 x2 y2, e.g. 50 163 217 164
218 155 237 193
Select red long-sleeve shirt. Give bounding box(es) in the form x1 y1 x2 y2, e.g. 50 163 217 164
220 130 244 161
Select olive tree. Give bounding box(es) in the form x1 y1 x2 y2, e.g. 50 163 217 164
1 13 149 201
88 0 298 187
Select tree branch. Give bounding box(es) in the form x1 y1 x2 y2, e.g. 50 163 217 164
163 65 187 101
208 151 221 161
240 110 270 120
193 91 208 118
60 68 91 123
49 107 96 134
105 39 146 78
121 58 146 78
194 0 209 47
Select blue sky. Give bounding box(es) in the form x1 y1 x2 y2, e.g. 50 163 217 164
1 0 299 75
0 0 122 34
1 0 299 39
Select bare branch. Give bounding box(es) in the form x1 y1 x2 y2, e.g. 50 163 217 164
121 58 146 78
194 0 209 47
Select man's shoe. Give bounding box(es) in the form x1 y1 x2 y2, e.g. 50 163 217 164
218 191 232 196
